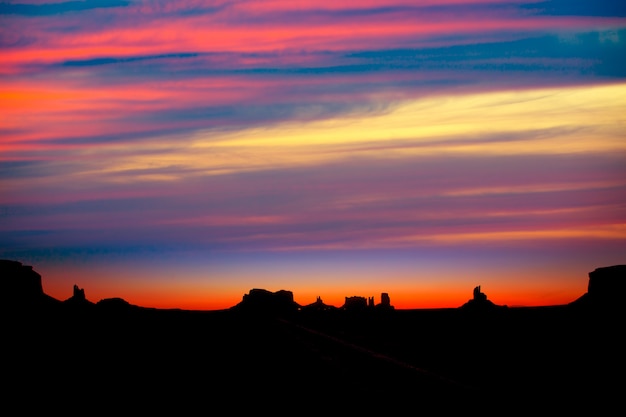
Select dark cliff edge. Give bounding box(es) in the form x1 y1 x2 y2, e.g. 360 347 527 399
1 259 624 413
569 264 626 311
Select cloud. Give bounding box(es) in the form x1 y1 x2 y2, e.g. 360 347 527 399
1 0 625 274
0 0 131 16
523 0 626 17
60 52 200 67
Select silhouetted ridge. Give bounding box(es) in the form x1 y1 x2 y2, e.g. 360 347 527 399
2 257 623 315
342 295 368 310
93 297 148 315
0 259 59 309
459 285 504 311
301 296 338 312
338 293 395 311
570 264 626 310
233 288 300 315
62 284 95 308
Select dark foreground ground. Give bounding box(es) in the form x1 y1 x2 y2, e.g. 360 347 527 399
4 304 624 414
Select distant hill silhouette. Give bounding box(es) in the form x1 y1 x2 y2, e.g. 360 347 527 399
2 258 624 313
459 285 505 311
0 259 151 317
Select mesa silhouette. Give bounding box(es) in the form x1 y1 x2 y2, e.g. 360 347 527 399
2 259 624 413
6 258 624 313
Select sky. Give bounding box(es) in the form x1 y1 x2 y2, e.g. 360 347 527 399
1 0 625 310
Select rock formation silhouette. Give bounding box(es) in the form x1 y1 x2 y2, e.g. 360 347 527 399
232 288 300 315
0 259 59 310
459 285 502 311
62 283 95 308
343 295 368 310
3 257 624 315
374 292 395 311
2 258 624 413
0 259 142 316
570 264 626 311
300 296 337 312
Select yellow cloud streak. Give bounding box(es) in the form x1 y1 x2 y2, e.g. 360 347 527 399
267 223 626 251
442 180 625 197
209 82 623 141
98 82 626 180
389 224 626 245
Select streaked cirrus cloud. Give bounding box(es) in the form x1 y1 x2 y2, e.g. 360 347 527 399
1 0 625 308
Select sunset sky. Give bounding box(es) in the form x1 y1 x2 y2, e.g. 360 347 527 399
1 0 625 310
